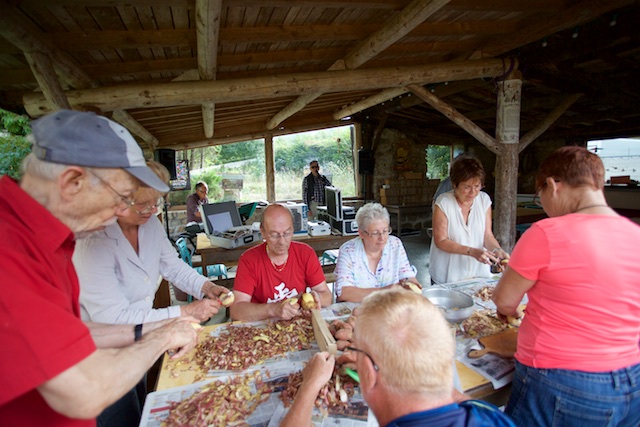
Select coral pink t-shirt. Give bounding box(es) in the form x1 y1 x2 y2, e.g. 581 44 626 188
509 213 640 372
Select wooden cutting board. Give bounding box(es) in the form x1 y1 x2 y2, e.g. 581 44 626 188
467 328 518 359
311 309 337 354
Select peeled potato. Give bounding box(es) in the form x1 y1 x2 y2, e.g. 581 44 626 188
288 297 299 305
406 282 422 294
190 322 204 331
219 291 235 307
300 293 317 310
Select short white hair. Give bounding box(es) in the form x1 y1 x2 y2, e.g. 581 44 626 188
355 202 390 231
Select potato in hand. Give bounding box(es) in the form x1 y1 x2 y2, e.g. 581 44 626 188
219 291 235 307
300 292 316 310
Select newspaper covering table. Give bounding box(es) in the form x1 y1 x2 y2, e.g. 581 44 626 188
142 305 374 427
141 362 378 427
438 276 527 389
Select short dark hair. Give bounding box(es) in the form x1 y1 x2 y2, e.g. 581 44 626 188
535 146 604 191
450 156 485 187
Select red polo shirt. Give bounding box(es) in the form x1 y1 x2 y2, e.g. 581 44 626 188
0 176 97 426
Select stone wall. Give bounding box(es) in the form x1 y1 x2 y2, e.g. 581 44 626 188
371 128 438 232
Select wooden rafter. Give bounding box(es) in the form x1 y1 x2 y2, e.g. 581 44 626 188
265 0 451 130
24 59 509 116
196 0 222 139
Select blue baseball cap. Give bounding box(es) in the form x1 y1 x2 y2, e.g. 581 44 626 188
31 110 169 192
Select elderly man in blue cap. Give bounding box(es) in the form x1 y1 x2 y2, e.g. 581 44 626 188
0 110 200 427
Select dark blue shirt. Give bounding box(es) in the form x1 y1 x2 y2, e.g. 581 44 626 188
386 400 516 427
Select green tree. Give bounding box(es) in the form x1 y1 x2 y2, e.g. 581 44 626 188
426 145 451 179
0 109 32 179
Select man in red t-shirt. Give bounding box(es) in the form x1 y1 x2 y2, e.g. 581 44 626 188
230 204 333 321
0 110 199 427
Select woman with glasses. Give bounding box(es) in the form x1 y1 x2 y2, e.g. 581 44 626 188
73 161 229 326
492 146 640 427
429 155 509 285
334 202 421 303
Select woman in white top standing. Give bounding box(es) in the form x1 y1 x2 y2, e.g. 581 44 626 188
429 156 509 285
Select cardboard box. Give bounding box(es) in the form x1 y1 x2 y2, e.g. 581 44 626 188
284 202 308 233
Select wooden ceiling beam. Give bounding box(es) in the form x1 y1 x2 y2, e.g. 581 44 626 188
196 0 222 138
481 0 636 56
112 109 159 150
30 19 522 53
265 0 451 130
24 58 508 116
519 93 583 151
0 1 95 90
23 51 70 110
343 79 481 120
408 83 500 153
0 0 160 149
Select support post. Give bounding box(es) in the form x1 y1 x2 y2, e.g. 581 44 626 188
494 77 522 252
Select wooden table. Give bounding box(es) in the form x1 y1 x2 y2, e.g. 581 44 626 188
516 206 547 224
196 232 354 271
385 204 431 236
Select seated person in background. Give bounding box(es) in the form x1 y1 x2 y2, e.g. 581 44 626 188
281 290 515 427
429 156 509 285
186 181 209 224
432 175 452 208
230 203 332 321
334 202 421 303
74 161 229 325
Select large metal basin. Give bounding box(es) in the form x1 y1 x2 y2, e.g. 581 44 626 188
422 288 475 323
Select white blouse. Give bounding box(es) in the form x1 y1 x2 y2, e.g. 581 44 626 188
429 191 492 284
73 216 208 324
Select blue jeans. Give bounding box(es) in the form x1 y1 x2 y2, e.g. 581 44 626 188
506 360 640 427
97 378 146 427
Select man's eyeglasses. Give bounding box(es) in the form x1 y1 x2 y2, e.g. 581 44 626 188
135 197 164 215
310 165 319 169
87 169 136 208
362 228 392 238
345 346 379 371
266 231 294 241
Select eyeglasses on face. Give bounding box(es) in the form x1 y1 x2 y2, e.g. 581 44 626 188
87 169 136 209
310 165 319 169
135 197 164 215
363 228 392 238
266 231 294 241
460 184 484 192
533 179 560 207
345 346 380 372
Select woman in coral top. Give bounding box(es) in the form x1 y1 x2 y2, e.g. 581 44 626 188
493 146 640 427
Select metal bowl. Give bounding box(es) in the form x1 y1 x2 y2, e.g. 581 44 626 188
422 288 475 323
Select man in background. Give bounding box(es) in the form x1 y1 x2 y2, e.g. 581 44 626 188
0 110 199 426
302 160 331 219
186 180 209 224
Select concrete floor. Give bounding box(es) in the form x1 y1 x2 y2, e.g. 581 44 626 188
400 232 432 286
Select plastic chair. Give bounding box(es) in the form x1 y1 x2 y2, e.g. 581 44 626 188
175 237 228 279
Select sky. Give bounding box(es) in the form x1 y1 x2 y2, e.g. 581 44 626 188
588 138 640 157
